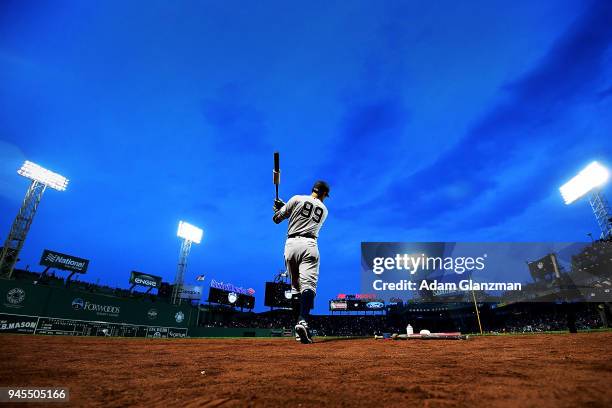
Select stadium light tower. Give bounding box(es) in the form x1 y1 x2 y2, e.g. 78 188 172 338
560 161 611 239
172 221 203 305
0 161 69 278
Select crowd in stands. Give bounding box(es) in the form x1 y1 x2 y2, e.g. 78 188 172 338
200 303 609 336
200 310 403 336
487 307 603 333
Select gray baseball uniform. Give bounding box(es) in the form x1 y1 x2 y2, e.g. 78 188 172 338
273 195 328 295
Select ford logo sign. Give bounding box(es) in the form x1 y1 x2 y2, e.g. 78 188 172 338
366 301 384 309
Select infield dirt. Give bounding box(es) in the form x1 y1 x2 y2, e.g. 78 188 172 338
1 332 611 407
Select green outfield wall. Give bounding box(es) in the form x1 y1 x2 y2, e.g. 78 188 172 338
189 327 274 337
0 278 194 328
0 279 274 338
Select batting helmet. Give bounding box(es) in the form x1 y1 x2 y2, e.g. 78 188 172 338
312 180 330 198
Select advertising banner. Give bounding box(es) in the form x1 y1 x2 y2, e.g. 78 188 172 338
0 313 38 334
179 285 203 300
1 284 50 316
129 271 162 289
329 300 348 311
328 299 384 311
210 279 255 296
40 249 89 274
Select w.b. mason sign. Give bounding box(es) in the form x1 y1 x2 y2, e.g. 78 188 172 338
40 249 89 273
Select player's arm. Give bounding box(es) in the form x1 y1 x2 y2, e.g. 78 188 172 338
272 196 296 224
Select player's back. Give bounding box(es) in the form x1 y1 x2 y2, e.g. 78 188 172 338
285 195 328 238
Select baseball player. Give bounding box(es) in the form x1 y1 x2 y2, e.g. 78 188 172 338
273 180 330 344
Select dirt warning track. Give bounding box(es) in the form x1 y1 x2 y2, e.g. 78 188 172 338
1 333 611 407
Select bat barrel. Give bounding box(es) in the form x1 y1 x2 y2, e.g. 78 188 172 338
273 151 280 199
273 151 280 185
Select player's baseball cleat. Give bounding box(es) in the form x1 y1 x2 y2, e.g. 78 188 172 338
295 320 313 344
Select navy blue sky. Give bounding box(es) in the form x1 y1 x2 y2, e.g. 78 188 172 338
1 0 611 312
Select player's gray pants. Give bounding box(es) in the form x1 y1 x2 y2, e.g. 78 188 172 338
284 237 319 295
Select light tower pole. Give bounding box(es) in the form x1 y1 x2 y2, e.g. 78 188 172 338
0 161 69 279
560 161 611 240
588 190 612 239
172 221 203 305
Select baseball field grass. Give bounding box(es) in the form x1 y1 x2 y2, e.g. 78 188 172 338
1 332 611 407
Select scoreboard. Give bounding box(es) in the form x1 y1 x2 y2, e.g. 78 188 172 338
0 313 187 338
208 286 255 309
264 282 293 308
34 317 187 337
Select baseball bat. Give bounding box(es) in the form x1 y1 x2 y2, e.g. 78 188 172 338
273 151 280 200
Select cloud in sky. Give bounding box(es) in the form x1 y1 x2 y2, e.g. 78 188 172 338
202 82 271 154
337 0 612 235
